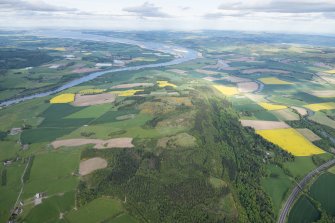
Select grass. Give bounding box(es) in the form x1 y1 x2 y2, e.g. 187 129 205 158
256 128 325 156
22 191 75 223
258 102 287 111
213 85 239 96
0 98 49 131
288 195 320 223
65 197 124 223
304 102 335 111
0 163 25 223
209 177 227 189
21 127 77 144
310 172 335 215
261 165 293 216
283 156 316 178
0 140 21 160
107 213 138 223
253 110 279 121
22 149 81 199
50 94 75 104
258 77 293 85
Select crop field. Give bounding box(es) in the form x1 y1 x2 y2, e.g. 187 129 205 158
310 90 335 98
310 173 335 215
296 128 321 142
213 85 239 96
325 69 335 74
256 128 325 156
73 93 116 106
65 104 113 119
79 157 108 176
240 120 290 130
78 89 106 95
258 77 293 85
52 137 134 149
304 102 335 111
110 89 144 96
50 93 75 104
308 111 335 129
258 102 287 111
157 80 177 88
288 195 320 223
271 108 300 121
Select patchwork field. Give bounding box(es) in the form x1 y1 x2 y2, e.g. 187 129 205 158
240 120 290 130
256 128 325 156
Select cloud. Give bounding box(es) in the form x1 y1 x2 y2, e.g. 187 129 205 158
123 2 171 18
0 0 77 12
204 11 249 19
218 0 335 14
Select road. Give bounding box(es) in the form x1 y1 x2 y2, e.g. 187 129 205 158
277 159 335 223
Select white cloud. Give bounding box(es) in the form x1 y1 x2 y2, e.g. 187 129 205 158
123 2 171 18
218 0 335 13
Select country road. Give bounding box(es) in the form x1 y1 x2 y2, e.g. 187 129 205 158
277 159 335 223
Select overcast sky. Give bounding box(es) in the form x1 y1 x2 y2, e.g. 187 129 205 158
1 0 335 34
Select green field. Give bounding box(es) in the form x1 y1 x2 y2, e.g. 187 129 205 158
22 149 81 199
310 172 335 215
261 165 293 215
65 197 125 223
288 195 320 223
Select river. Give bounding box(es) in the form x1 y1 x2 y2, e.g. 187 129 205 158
0 30 199 107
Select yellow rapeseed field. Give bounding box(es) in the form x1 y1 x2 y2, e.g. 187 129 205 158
213 85 239 96
50 93 75 104
304 102 335 111
258 77 293 85
157 81 177 88
256 128 324 156
325 70 335 74
111 89 144 96
259 102 287 111
79 89 106 95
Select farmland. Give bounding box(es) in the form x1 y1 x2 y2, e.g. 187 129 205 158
256 128 325 156
0 30 335 223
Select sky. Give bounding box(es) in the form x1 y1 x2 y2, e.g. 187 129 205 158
1 0 335 34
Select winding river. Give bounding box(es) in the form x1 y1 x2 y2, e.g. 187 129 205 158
0 30 199 107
